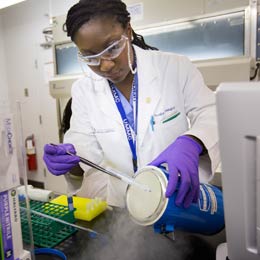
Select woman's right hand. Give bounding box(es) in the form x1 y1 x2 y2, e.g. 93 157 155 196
43 143 80 176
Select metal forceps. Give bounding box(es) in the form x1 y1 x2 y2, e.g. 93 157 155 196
65 150 151 192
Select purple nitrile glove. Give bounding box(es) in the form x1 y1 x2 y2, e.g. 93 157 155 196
43 143 80 176
149 135 203 208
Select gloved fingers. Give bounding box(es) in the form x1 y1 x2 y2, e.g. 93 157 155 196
43 154 79 169
61 143 77 154
44 159 78 176
148 155 166 167
175 169 191 207
182 170 200 208
183 183 198 208
43 154 77 168
192 187 200 203
191 174 200 203
44 143 77 155
44 154 80 164
44 144 59 155
165 165 179 197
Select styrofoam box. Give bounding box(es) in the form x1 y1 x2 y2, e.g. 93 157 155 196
0 188 23 260
0 114 20 192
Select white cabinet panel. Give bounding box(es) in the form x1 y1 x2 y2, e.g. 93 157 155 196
205 0 249 13
125 0 204 28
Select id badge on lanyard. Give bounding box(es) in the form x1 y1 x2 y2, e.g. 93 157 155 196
110 72 138 172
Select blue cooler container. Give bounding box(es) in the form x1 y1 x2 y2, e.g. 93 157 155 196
126 166 224 235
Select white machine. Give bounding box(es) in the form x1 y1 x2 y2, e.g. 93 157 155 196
216 82 260 260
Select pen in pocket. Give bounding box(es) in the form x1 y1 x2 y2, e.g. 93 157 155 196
150 116 155 131
162 112 180 124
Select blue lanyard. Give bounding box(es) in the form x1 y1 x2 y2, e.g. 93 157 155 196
110 72 138 172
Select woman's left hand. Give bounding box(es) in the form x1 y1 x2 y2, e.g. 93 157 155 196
149 135 202 208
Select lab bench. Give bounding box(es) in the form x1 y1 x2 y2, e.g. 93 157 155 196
34 206 226 260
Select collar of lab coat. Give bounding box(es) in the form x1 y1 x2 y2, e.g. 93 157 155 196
95 45 161 145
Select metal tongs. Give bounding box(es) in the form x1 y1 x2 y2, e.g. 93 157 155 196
65 149 151 192
66 150 122 178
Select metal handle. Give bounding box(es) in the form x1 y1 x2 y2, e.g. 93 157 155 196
67 151 151 192
66 151 123 180
244 135 260 255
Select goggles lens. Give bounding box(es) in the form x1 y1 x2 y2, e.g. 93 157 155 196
78 35 127 66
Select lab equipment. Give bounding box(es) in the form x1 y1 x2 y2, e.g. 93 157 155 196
51 195 107 221
66 150 151 192
216 82 260 260
19 199 77 247
28 208 98 236
149 135 202 208
67 194 74 211
126 166 224 235
17 185 55 202
63 174 75 212
19 199 98 247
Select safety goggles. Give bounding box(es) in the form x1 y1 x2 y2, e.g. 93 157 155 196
78 35 128 66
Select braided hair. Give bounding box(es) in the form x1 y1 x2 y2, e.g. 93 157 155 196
65 0 158 50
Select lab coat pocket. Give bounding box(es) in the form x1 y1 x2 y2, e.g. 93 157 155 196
94 126 131 169
93 127 118 157
153 114 187 149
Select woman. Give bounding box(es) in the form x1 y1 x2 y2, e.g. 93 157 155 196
43 0 220 208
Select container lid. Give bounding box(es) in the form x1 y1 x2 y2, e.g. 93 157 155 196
126 166 168 226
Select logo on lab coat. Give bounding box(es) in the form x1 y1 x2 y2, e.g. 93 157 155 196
154 106 176 117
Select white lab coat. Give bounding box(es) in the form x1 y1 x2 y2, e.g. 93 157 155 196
64 45 220 207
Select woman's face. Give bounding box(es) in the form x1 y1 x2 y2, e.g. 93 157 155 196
74 17 132 84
